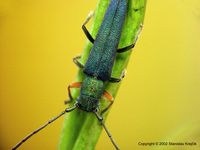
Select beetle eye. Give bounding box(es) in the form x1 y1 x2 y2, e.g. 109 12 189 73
75 103 81 108
92 107 98 112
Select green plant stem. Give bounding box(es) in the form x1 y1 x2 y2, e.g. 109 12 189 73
58 0 147 149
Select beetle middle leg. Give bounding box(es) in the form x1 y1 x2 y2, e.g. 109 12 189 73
109 70 126 83
73 55 84 70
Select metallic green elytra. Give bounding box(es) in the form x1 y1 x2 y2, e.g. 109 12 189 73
83 0 127 81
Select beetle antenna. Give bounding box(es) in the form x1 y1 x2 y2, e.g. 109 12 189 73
12 106 76 150
95 112 120 150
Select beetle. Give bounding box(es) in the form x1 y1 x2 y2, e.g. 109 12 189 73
12 0 142 149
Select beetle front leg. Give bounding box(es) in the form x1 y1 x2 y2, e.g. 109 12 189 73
64 82 82 104
101 91 114 115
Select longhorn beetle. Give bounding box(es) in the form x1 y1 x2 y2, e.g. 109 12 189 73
12 0 143 149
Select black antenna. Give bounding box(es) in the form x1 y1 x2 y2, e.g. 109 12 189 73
12 106 76 150
95 112 120 150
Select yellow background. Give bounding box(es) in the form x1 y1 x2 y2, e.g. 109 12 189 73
0 0 200 150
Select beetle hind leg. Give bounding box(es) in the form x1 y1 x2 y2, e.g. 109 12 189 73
117 23 143 53
82 11 95 43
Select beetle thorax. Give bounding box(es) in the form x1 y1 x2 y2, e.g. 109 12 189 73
76 76 104 112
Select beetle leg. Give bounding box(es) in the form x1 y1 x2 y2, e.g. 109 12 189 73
64 82 82 104
109 70 126 83
101 91 114 115
73 55 84 70
117 23 143 53
117 43 136 53
82 11 95 43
